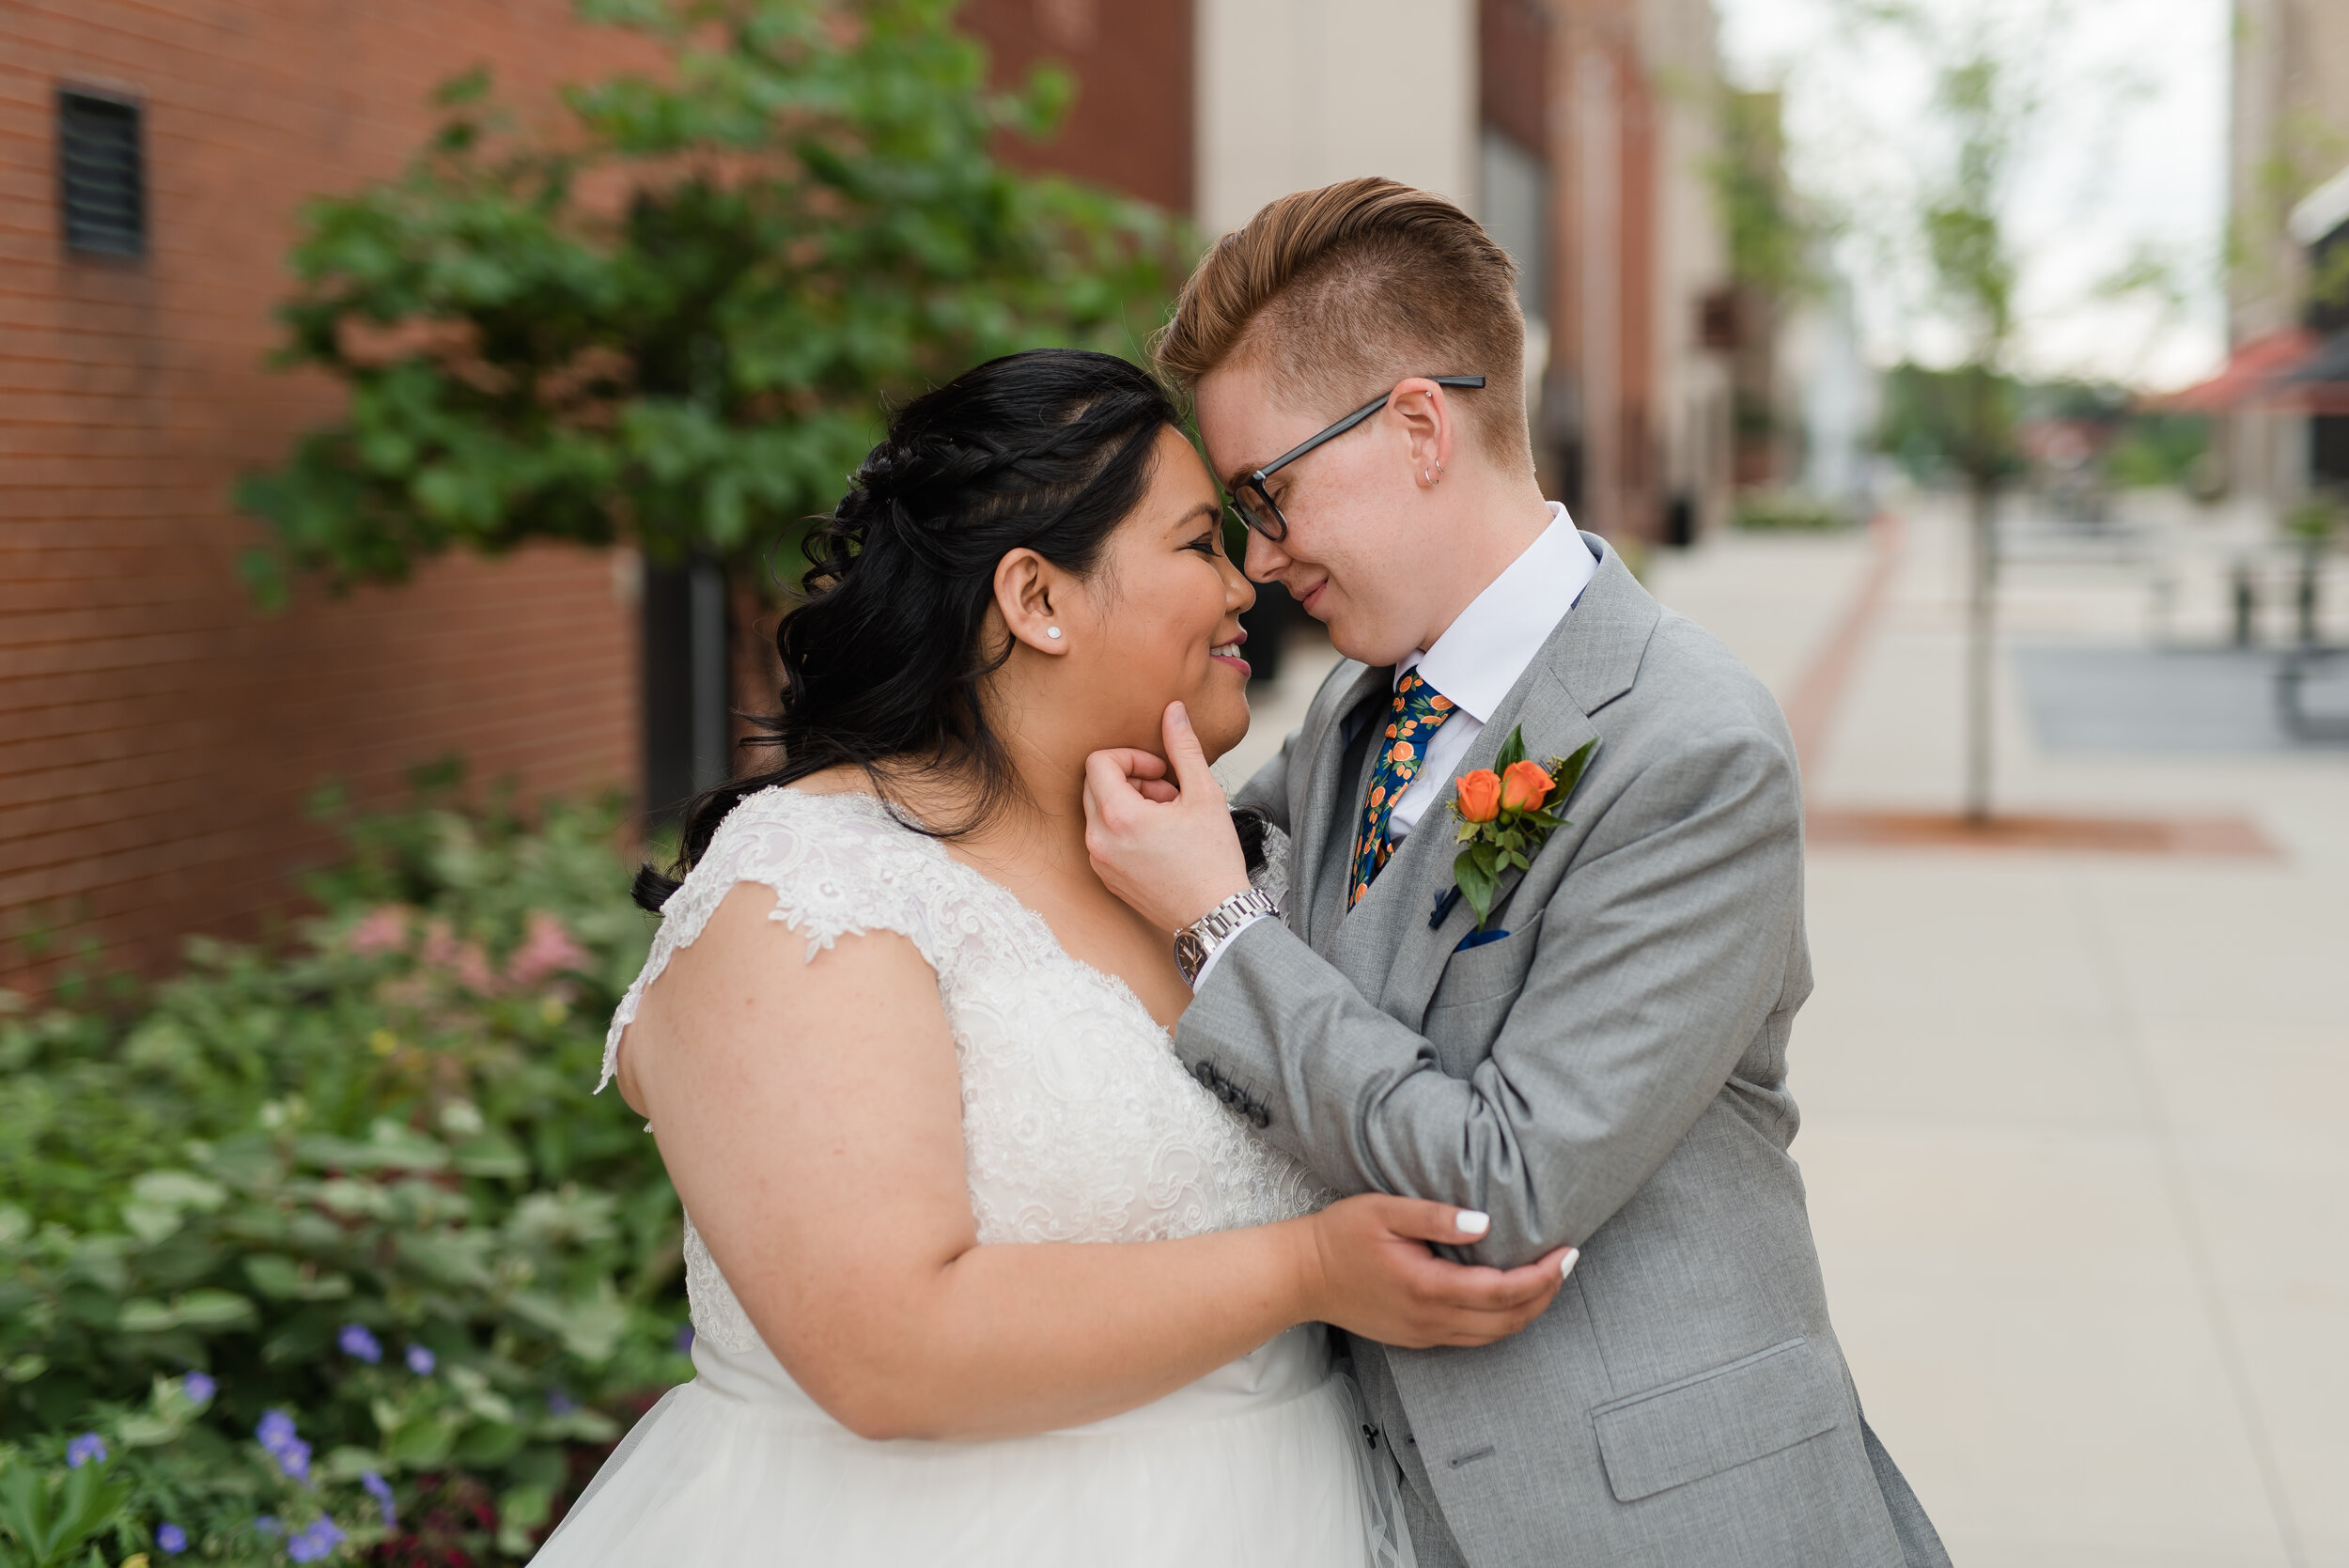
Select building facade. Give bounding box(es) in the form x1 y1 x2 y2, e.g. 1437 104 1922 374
4 0 1732 987
1544 0 1732 545
1191 0 1735 544
3 0 658 986
2222 0 2349 508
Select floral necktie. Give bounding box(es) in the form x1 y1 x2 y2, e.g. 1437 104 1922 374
1348 670 1455 908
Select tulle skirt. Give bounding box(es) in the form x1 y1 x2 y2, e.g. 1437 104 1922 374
531 1325 1411 1567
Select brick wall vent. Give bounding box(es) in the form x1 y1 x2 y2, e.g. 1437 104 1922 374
57 86 146 257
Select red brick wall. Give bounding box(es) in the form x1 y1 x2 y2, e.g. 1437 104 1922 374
1547 0 1662 541
958 0 1194 215
1480 0 1552 156
0 1 658 988
1617 42 1658 538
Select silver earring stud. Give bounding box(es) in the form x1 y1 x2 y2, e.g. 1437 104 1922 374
1046 626 1063 640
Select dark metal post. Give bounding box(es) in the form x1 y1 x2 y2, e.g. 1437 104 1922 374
2296 542 2321 646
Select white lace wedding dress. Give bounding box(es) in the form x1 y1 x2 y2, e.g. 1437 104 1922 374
532 787 1411 1568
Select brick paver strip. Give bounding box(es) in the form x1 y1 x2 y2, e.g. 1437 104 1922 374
1783 512 1907 777
1806 807 2279 858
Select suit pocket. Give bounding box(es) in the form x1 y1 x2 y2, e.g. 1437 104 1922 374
1425 912 1544 1012
1589 1337 1843 1503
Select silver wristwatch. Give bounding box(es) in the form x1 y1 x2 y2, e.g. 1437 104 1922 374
1173 888 1278 987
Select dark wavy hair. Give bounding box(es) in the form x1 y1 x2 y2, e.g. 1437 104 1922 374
634 349 1264 912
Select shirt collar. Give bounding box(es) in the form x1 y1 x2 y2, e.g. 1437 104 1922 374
1397 503 1595 722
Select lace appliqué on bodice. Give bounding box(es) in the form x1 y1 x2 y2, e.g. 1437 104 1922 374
602 788 1329 1352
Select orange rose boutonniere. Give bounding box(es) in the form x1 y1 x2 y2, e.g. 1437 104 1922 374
1455 768 1503 823
1446 726 1597 930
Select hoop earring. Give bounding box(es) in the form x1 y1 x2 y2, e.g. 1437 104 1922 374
1046 626 1063 640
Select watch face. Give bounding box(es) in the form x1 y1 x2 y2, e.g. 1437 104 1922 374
1174 930 1208 981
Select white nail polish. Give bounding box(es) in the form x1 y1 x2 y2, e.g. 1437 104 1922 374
1455 1209 1490 1236
1560 1248 1581 1281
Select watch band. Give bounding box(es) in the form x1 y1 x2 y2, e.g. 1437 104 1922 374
1174 888 1278 987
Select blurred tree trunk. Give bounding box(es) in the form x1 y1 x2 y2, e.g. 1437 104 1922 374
1963 425 1996 821
1919 48 2020 822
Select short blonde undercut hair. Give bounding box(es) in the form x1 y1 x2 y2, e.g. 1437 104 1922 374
1153 178 1530 467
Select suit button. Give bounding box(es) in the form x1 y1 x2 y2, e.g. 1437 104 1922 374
1250 1107 1271 1129
1193 1062 1218 1088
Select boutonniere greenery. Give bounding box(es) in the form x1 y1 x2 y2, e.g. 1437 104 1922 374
1447 727 1598 930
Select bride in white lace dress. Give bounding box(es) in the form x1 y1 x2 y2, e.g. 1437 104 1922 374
531 352 1565 1568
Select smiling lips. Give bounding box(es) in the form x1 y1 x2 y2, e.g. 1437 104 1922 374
1210 638 1252 676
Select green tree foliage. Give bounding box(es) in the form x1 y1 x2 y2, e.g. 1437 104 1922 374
1709 89 1812 301
2102 413 2208 490
235 0 1190 600
1875 363 2023 483
1917 51 2021 486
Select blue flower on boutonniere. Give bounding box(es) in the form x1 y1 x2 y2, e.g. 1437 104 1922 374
1447 727 1597 931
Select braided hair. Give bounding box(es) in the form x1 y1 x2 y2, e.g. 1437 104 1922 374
636 349 1222 912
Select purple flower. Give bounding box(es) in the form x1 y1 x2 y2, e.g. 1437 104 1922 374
287 1517 346 1563
257 1409 298 1455
156 1523 188 1555
403 1343 435 1376
545 1389 578 1416
361 1470 397 1529
66 1432 108 1468
181 1372 216 1406
274 1437 313 1483
674 1323 694 1354
337 1324 381 1364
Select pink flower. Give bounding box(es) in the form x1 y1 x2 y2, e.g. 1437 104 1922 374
420 919 497 993
346 905 412 955
506 911 590 989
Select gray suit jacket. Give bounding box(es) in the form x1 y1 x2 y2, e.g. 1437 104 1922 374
1179 537 1951 1568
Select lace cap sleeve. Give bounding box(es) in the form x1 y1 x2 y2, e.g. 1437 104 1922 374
597 790 948 1094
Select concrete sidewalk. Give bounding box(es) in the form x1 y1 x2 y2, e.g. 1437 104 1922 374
1649 503 2347 1568
1213 508 2343 1564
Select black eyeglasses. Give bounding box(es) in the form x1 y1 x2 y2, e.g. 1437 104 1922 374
1225 375 1486 541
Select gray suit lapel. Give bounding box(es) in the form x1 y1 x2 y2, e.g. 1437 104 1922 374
1289 661 1388 947
1338 536 1663 1021
1382 676 1599 1020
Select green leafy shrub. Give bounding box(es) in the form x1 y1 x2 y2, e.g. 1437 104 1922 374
0 778 681 1564
1734 489 1851 533
0 1377 389 1568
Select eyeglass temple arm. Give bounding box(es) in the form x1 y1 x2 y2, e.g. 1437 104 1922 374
1247 376 1489 485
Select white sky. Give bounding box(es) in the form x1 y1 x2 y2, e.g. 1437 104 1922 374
1715 0 2231 391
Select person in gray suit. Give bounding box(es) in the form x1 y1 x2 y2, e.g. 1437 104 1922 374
1082 179 1952 1568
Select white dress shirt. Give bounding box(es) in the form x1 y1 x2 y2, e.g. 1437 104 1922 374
1190 504 1592 989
